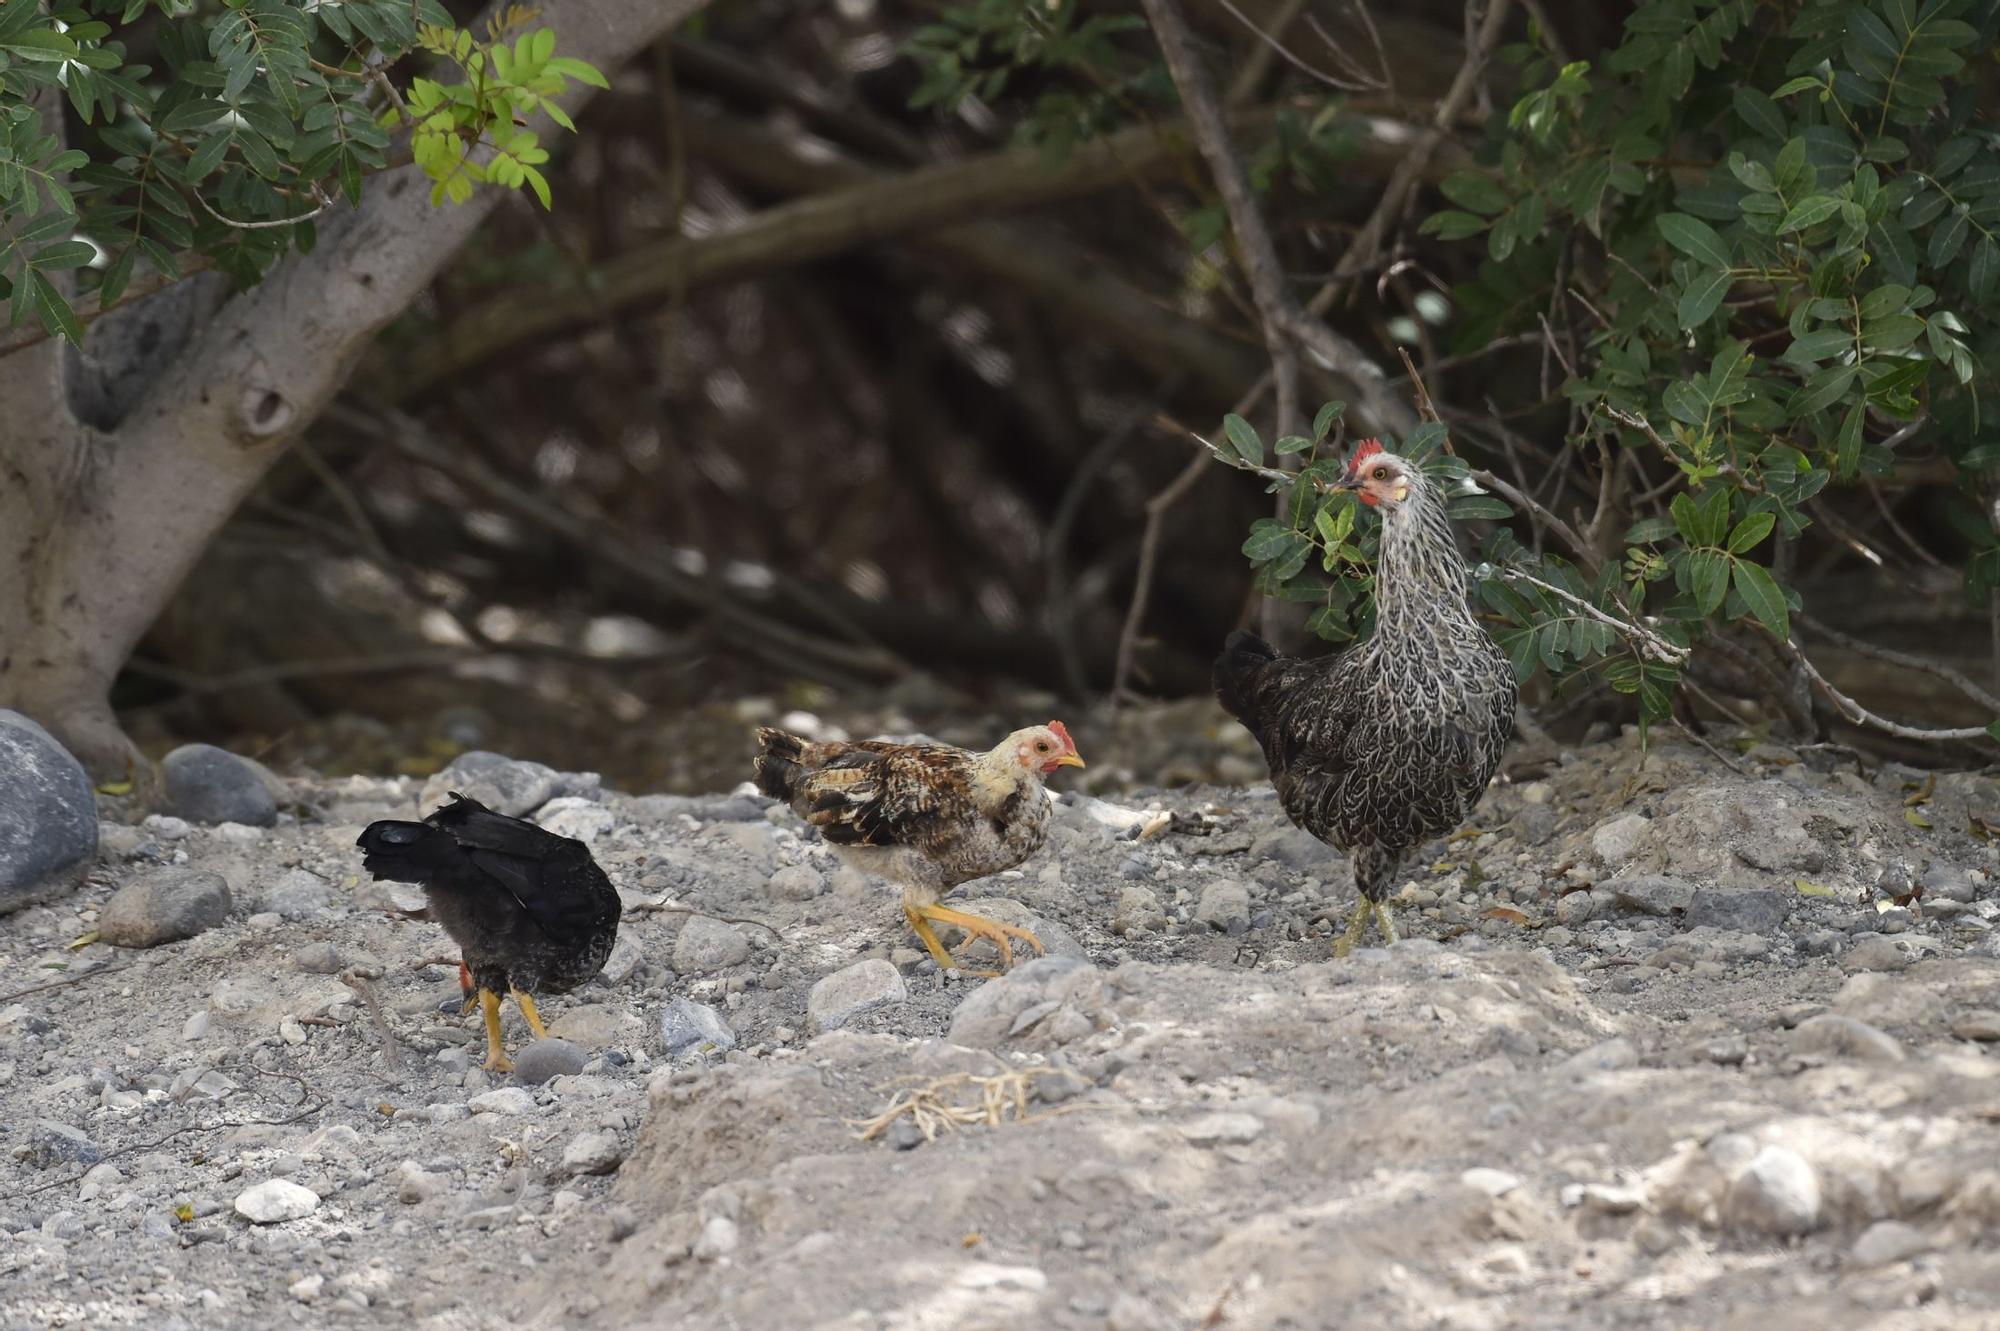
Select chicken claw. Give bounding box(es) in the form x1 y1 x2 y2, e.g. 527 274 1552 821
1331 900 1399 959
912 903 1045 976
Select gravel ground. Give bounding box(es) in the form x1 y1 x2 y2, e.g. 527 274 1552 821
5 715 2000 1330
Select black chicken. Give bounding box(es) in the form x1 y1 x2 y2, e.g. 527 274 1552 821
356 792 621 1072
1215 439 1517 955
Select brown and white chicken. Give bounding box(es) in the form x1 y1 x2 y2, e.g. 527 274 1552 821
752 722 1085 972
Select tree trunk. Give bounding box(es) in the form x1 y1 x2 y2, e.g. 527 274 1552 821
0 0 711 781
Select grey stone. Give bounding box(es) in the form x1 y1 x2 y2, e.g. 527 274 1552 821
767 866 825 901
1851 1219 1928 1267
161 744 277 827
1685 888 1788 935
1511 805 1557 847
1591 813 1651 867
947 956 1107 1049
1180 1112 1263 1146
292 942 382 978
561 1131 625 1176
97 869 231 948
1952 1009 2000 1042
1791 1014 1905 1063
1194 879 1253 935
696 795 767 823
418 752 560 818
22 1121 101 1170
1843 934 1916 973
256 869 330 921
1604 876 1695 918
512 1039 587 1085
1249 824 1325 872
1553 890 1596 926
658 998 736 1055
807 960 907 1033
1921 862 1978 903
395 1161 445 1204
0 711 98 913
1724 1145 1821 1236
233 1180 319 1224
1113 884 1168 936
1558 1038 1639 1077
673 916 751 974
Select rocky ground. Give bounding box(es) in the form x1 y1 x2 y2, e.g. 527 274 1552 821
6 710 2000 1330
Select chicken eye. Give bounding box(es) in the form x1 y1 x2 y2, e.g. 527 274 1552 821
1372 467 1389 480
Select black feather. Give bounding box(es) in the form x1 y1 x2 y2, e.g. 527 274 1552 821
355 792 619 997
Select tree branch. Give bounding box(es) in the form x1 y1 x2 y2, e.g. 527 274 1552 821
1141 0 1415 438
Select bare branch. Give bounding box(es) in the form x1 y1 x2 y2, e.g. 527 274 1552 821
1140 0 1415 437
1214 0 1380 92
1797 612 2000 715
1787 642 1994 743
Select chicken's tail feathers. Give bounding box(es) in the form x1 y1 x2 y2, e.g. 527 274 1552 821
354 818 456 886
426 791 577 859
752 727 809 801
1213 629 1280 731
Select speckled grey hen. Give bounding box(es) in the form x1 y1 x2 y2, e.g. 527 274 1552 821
1215 439 1516 955
356 792 620 1071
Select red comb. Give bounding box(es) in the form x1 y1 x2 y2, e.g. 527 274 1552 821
1047 720 1075 751
1349 438 1385 467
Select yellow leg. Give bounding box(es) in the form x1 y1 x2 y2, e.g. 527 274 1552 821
1331 899 1372 959
512 990 548 1040
479 989 514 1073
1374 901 1400 946
904 906 958 970
914 902 1045 975
1330 899 1401 958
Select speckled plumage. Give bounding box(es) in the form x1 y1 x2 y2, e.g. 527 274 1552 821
1215 450 1516 906
751 729 1053 907
355 792 620 999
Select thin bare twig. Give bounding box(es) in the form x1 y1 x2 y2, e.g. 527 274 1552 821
1114 439 1214 698
1214 0 1380 92
1797 612 2000 714
0 962 133 1007
1787 643 1993 742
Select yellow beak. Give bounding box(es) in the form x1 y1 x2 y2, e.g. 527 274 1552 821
1054 752 1086 769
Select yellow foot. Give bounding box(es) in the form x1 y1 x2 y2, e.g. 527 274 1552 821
913 903 1046 975
1330 900 1399 958
511 989 549 1041
478 989 514 1072
905 907 958 971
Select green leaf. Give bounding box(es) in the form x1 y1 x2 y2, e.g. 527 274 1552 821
1677 268 1733 329
1241 520 1292 561
1222 413 1264 465
1927 209 1970 269
31 240 96 270
1778 195 1841 233
1657 212 1733 269
1971 237 2000 304
1312 401 1344 440
1732 560 1790 641
1835 399 1865 478
1689 550 1730 613
1440 170 1509 216
1273 434 1313 455
1787 363 1858 417
1448 495 1515 520
1727 511 1776 554
28 271 82 345
1732 86 1787 140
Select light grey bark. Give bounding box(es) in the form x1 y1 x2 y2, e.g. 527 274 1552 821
0 0 710 779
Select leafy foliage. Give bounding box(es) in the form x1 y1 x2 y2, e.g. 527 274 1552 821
0 0 605 342
1405 0 2000 730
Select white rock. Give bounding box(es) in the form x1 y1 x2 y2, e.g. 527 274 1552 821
561 1131 625 1176
468 1088 536 1115
1591 813 1651 866
1724 1145 1821 1236
693 1215 738 1261
233 1179 320 1224
289 1275 324 1303
1852 1219 1928 1267
1180 1112 1263 1146
1460 1168 1522 1197
807 960 906 1033
279 1018 307 1046
182 1011 210 1041
396 1161 444 1205
535 797 615 843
